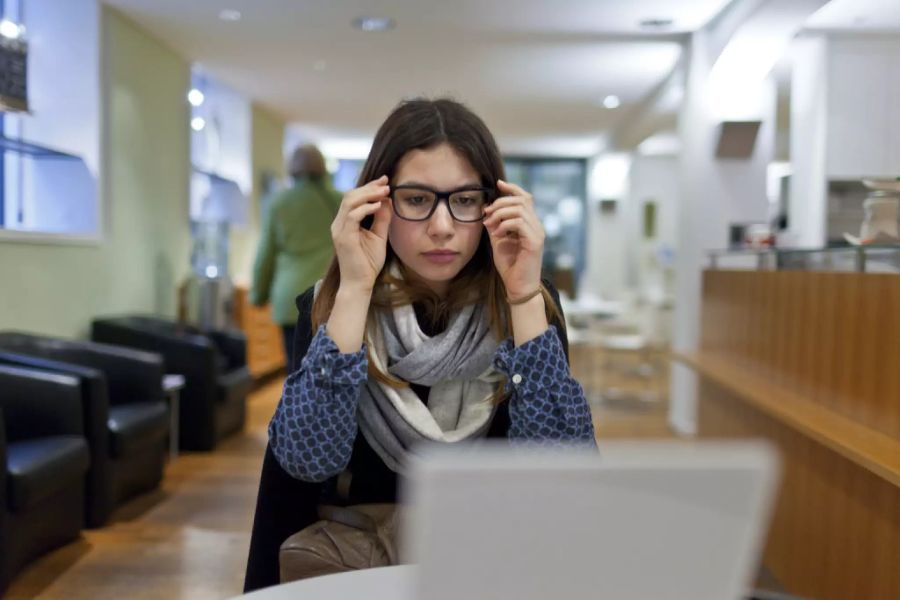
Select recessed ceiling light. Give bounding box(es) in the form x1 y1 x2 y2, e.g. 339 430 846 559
219 9 242 22
639 17 674 29
602 95 621 109
353 16 395 32
187 89 205 106
191 117 206 131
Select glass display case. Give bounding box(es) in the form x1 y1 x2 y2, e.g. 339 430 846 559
708 245 900 273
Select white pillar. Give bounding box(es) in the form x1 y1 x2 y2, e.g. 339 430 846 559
670 31 777 435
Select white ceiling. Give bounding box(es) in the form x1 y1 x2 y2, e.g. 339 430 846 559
102 0 737 156
804 0 900 33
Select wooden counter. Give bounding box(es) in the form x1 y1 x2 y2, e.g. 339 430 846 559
233 286 286 379
675 270 900 600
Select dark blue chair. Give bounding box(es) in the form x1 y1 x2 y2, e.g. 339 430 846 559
0 364 90 594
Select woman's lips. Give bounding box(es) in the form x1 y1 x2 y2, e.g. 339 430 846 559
422 251 459 264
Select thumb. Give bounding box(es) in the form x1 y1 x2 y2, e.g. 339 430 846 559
370 199 392 240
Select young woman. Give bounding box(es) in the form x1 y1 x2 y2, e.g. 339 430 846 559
244 98 595 591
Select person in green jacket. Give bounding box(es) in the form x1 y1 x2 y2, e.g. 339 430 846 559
251 145 341 367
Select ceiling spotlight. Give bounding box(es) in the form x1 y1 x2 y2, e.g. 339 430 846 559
639 17 674 29
353 16 395 32
0 19 21 39
602 95 621 109
219 9 242 22
187 88 205 106
191 117 206 131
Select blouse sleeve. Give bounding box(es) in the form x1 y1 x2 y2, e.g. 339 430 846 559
492 298 596 446
268 290 370 482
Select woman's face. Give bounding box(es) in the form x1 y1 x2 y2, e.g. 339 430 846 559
388 143 485 297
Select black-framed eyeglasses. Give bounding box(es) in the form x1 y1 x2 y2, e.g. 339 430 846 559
390 185 496 223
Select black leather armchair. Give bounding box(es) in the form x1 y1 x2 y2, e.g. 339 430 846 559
0 334 169 528
0 364 90 594
91 316 253 451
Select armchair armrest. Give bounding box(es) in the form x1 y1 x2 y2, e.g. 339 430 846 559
208 329 247 370
0 332 164 405
0 350 110 455
0 365 84 442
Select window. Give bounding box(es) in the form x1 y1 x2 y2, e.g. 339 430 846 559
333 159 364 192
503 158 587 295
0 0 100 239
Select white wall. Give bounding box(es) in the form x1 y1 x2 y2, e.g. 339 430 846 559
583 153 631 299
624 154 680 293
0 7 191 338
582 153 680 303
789 34 900 248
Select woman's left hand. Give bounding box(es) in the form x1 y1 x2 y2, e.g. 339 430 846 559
483 179 545 301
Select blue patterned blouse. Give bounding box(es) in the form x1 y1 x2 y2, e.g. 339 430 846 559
269 318 596 483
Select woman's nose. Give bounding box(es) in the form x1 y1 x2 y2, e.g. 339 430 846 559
427 201 455 236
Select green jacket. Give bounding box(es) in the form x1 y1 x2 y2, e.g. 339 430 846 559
251 178 341 325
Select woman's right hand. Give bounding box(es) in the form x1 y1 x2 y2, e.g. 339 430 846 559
330 175 393 292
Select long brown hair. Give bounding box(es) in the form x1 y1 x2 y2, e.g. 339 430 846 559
312 98 562 391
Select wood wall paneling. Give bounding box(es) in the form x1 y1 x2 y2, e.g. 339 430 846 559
683 270 900 599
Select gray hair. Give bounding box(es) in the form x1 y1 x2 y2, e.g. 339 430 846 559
288 144 327 179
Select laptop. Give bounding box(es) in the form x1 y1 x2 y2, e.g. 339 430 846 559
402 440 780 600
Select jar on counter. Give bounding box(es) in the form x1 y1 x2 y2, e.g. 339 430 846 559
860 190 899 243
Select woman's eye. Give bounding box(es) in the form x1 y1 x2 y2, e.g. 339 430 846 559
455 196 475 205
406 196 427 206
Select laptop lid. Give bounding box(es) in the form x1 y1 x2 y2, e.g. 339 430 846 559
403 440 780 600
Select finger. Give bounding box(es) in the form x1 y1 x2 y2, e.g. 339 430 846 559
360 175 388 189
370 199 393 240
497 179 531 199
488 217 527 237
483 206 526 227
484 201 542 234
345 176 389 205
339 185 390 215
345 198 387 224
489 217 541 244
484 196 534 218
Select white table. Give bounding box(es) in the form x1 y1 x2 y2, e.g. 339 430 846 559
162 373 185 460
236 566 413 600
562 299 623 320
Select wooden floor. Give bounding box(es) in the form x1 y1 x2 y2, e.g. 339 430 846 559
576 345 674 440
6 345 673 599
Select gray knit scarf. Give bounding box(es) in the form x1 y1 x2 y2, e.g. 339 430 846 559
315 266 503 473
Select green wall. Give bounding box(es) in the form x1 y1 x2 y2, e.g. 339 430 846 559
230 104 286 285
0 8 191 338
